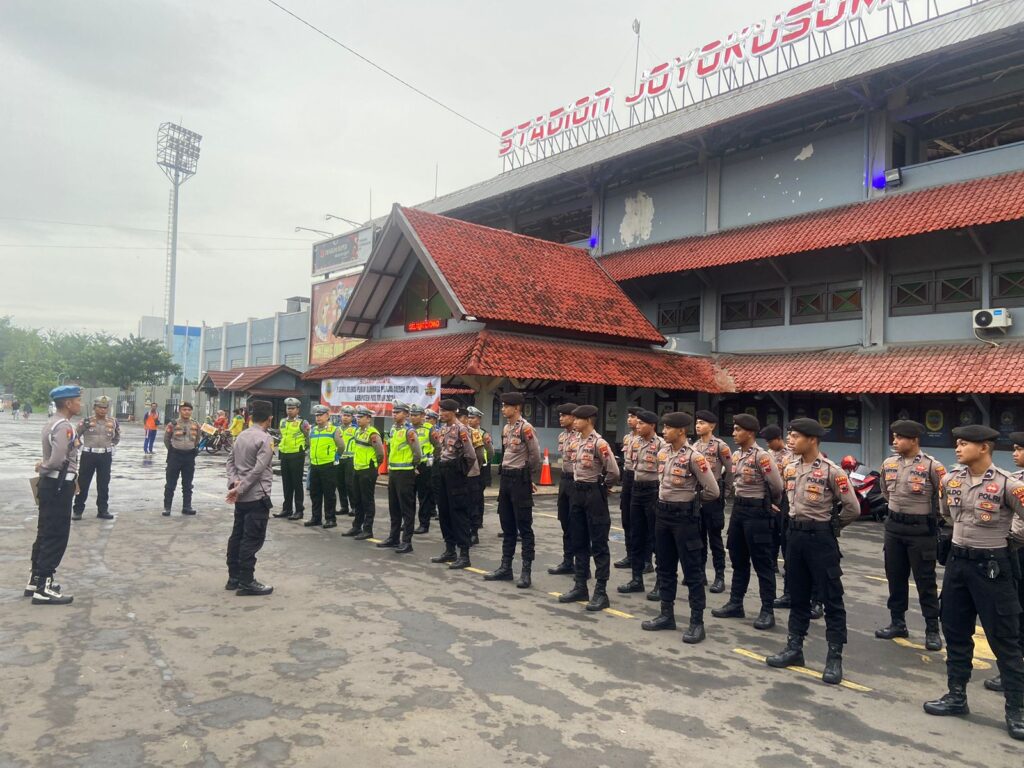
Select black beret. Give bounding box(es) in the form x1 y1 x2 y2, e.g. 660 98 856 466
501 392 525 406
572 404 599 419
626 406 643 416
439 399 460 412
733 413 760 432
789 417 825 438
952 424 1000 443
1010 431 1024 447
695 409 717 424
662 411 693 429
636 409 659 425
889 419 926 439
556 403 578 415
759 425 783 441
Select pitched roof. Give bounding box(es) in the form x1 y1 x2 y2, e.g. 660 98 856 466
602 170 1024 282
199 365 301 393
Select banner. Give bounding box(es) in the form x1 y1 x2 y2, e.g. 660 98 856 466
310 275 363 366
312 226 373 277
320 376 441 416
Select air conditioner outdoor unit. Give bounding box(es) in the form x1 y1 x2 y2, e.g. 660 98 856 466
973 308 1012 330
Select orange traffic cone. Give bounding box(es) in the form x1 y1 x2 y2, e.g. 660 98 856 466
539 447 553 486
378 453 388 475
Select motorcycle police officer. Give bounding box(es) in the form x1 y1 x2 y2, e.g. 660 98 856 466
275 397 310 520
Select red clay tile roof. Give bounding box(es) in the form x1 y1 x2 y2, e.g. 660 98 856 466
399 207 664 345
304 330 722 391
200 365 300 393
602 170 1024 282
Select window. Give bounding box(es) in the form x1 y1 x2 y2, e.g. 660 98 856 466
386 263 453 327
890 268 980 316
284 353 304 368
206 361 220 371
720 289 784 330
993 262 1024 308
255 356 272 365
230 359 245 369
657 298 700 333
791 282 862 324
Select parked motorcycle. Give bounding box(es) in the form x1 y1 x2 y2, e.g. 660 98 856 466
840 455 888 521
202 428 233 455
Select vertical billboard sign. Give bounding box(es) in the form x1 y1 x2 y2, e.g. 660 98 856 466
309 275 363 366
311 226 373 277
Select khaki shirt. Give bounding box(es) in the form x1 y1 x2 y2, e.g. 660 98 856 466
76 416 120 450
657 442 720 504
633 434 665 482
622 432 640 472
733 444 784 503
784 456 860 525
558 428 579 475
769 447 793 475
880 452 946 516
40 415 79 475
438 422 479 477
1010 468 1024 544
226 426 274 502
501 417 541 472
694 435 734 495
164 418 200 451
572 431 620 484
940 465 1024 549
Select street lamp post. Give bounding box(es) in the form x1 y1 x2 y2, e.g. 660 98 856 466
325 213 363 228
295 226 334 237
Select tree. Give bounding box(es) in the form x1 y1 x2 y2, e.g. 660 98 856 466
90 336 180 390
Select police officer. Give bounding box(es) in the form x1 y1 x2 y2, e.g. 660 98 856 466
225 399 276 596
163 402 201 516
336 405 358 518
761 425 795 607
275 397 310 520
380 402 422 553
345 407 384 539
307 405 344 528
559 404 620 611
547 403 579 576
72 395 120 520
641 412 719 642
619 409 663 597
411 405 436 534
875 420 946 651
466 405 493 545
431 399 478 569
615 406 642 569
27 385 81 605
766 418 859 685
693 410 734 593
923 424 1024 740
713 414 783 629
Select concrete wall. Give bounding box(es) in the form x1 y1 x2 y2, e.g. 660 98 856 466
601 169 706 254
899 142 1024 194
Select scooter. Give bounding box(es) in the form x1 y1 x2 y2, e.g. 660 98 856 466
840 455 888 521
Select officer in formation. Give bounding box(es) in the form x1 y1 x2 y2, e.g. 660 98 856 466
693 410 734 593
380 402 421 553
343 406 384 539
307 405 344 528
761 425 794 607
430 399 478 569
619 410 662 598
485 393 541 588
923 425 1024 740
336 406 358 518
274 397 310 520
411 405 436 534
225 399 275 596
73 395 120 520
559 404 620 611
163 402 200 516
465 405 492 545
766 418 859 684
547 403 579 576
27 385 82 605
615 407 641 570
875 420 945 651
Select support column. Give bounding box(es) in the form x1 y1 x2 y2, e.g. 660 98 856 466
863 248 886 348
273 311 282 365
866 110 892 200
705 157 721 234
220 322 228 371
590 184 605 257
244 319 253 367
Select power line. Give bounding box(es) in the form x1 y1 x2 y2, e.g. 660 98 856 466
0 215 312 241
0 244 307 251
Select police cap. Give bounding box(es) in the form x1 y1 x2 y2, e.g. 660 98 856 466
354 406 374 418
626 406 643 416
571 404 598 419
759 425 783 441
284 397 301 408
93 395 111 407
179 401 193 409
439 399 460 412
311 405 329 416
424 409 439 420
635 409 659 425
466 406 483 417
556 403 578 416
1009 431 1024 448
695 409 718 424
952 424 1000 443
49 385 81 401
392 401 410 413
341 405 355 415
889 419 926 439
733 413 760 432
501 392 525 406
409 404 425 415
788 418 825 438
662 412 693 429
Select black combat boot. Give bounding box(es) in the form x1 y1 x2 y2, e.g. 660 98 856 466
471 531 480 546
484 558 514 581
273 509 291 518
874 613 909 640
236 578 273 596
712 599 745 619
304 518 323 528
923 679 970 716
641 601 676 631
353 530 373 540
613 555 630 569
753 608 775 630
559 580 589 604
448 547 471 569
97 511 114 520
516 561 532 589
375 536 398 547
341 526 360 537
323 517 337 529
924 619 943 651
773 591 791 609
225 575 239 591
822 643 844 685
682 613 706 644
984 675 1004 693
547 559 573 576
394 541 413 554
709 571 725 594
288 511 303 521
182 506 197 516
24 573 61 598
646 578 661 602
413 524 429 534
430 545 456 563
586 581 610 612
766 635 805 668
617 577 645 594
810 601 824 620
72 510 83 521
1005 692 1024 740
31 576 73 605
643 560 655 574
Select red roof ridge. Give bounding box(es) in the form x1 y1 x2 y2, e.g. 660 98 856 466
400 206 588 255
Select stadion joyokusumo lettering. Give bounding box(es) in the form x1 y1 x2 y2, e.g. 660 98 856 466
320 377 442 417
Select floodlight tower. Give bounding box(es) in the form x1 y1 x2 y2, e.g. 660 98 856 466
156 122 202 355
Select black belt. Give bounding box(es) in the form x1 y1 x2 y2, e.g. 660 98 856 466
951 544 1010 560
623 469 635 476
633 480 659 488
788 519 833 532
560 472 574 481
501 467 529 477
657 500 698 516
888 511 928 525
575 481 601 491
733 496 768 507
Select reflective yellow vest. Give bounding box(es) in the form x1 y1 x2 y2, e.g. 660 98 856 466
416 425 434 458
278 418 307 454
309 426 339 466
340 424 358 459
388 423 415 470
353 427 381 471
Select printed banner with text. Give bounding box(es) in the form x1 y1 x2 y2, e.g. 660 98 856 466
320 376 441 416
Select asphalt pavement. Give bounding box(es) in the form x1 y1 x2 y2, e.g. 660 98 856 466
0 415 1019 767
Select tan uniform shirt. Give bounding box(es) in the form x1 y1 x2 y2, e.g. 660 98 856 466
40 415 79 475
572 431 620 484
733 444 784 503
880 452 946 516
1010 468 1024 544
438 422 479 477
501 417 541 472
940 465 1024 549
633 434 665 482
769 447 793 475
622 432 640 472
226 426 274 502
164 418 200 450
695 435 734 495
784 456 860 525
558 428 579 475
657 442 720 504
77 416 120 450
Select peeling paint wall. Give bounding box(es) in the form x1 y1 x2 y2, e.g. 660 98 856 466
602 171 705 254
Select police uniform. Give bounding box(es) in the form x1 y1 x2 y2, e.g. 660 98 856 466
761 425 793 574
346 408 385 539
714 414 783 628
277 399 310 520
616 407 643 570
382 403 422 552
336 406 358 517
640 412 720 643
307 406 345 528
619 410 664 596
163 404 201 515
431 399 478 569
547 403 579 576
467 408 493 544
694 410 734 592
875 420 946 650
73 395 120 520
923 425 1024 739
411 405 436 534
766 418 859 685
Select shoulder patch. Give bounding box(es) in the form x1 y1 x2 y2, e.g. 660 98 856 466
524 426 534 439
836 473 850 494
696 456 709 473
720 444 731 459
759 455 772 469
1012 486 1024 503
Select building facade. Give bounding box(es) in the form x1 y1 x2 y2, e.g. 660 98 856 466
199 297 311 376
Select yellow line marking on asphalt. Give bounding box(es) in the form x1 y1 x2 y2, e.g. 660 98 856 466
367 538 382 543
464 567 488 575
535 511 623 533
733 648 872 692
863 575 887 583
891 636 992 670
547 592 634 619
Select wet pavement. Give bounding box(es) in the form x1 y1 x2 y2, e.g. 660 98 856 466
0 415 1020 767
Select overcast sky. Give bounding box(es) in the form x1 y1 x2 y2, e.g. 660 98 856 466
1 0 768 336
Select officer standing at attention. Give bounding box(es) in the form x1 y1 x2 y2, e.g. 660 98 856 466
163 402 201 516
875 420 946 651
560 404 620 611
713 414 783 629
923 424 1024 740
345 407 384 540
547 403 579 576
431 399 478 569
27 385 82 605
619 410 663 597
73 395 120 520
466 406 492 545
275 397 310 520
225 399 275 596
693 410 733 593
615 407 642 570
761 425 795 607
307 405 344 528
410 405 436 535
379 402 422 553
336 406 358 518
766 418 859 684
641 412 719 642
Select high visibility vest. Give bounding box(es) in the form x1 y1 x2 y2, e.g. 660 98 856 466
309 426 339 466
229 416 244 437
278 418 306 454
388 423 415 470
353 427 381 470
340 424 357 458
416 425 434 458
472 427 489 465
